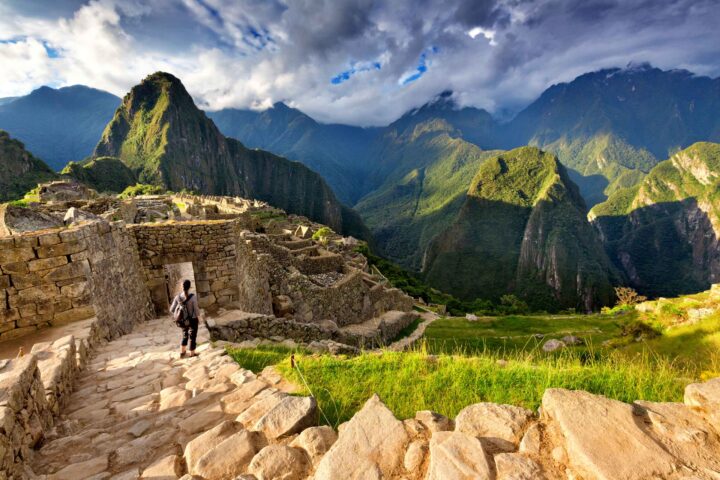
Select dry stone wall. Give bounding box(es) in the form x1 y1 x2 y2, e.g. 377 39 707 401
0 221 152 342
0 355 52 479
130 221 243 313
239 231 414 326
206 310 418 348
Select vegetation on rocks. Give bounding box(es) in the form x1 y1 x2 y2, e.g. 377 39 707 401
0 130 57 201
61 156 137 193
232 346 686 427
118 183 166 198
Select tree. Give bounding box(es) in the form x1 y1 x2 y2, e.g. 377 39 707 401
614 286 647 307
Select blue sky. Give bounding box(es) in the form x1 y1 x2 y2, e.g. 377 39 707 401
1 0 719 125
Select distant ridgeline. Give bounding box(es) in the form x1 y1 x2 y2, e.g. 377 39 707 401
1 65 719 309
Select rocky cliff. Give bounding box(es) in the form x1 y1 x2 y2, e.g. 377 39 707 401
423 147 618 311
591 142 720 297
94 72 368 239
0 130 57 201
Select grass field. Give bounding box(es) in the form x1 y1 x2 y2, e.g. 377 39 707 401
229 345 686 427
227 289 719 427
423 314 624 355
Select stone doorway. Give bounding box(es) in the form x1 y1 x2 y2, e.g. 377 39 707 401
162 262 196 313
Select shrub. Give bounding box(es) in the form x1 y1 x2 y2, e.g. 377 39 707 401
499 294 530 314
312 226 333 243
614 286 647 307
118 183 165 199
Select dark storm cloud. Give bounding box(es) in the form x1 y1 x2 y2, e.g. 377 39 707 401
1 0 719 125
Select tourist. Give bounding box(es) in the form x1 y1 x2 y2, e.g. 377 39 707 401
170 279 201 358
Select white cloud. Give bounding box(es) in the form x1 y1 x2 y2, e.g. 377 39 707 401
0 0 718 125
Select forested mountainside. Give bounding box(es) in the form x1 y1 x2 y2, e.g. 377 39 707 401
423 147 618 311
590 142 720 297
0 130 57 202
94 72 369 239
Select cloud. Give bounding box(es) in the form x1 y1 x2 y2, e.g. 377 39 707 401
0 0 718 125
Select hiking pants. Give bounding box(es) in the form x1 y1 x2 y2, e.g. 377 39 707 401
181 317 199 351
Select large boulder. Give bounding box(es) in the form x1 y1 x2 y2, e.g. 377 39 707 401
0 204 62 236
251 396 317 439
635 400 720 473
289 425 338 466
248 445 309 480
455 402 534 452
542 388 676 480
314 394 409 479
192 429 265 479
425 431 492 480
684 377 720 430
183 420 241 472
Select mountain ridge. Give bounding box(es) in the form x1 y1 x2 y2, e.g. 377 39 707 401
94 72 370 240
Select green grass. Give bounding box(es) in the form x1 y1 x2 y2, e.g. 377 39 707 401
267 346 686 428
227 345 306 373
423 314 624 355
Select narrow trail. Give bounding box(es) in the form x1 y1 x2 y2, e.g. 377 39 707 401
28 317 299 479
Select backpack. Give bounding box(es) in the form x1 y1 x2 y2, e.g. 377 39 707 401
173 293 194 329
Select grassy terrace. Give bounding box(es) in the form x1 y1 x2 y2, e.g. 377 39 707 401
423 314 622 355
227 290 719 428
229 344 686 428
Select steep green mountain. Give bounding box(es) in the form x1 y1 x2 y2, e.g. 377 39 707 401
61 157 137 193
423 147 618 311
0 86 120 170
209 104 378 205
0 130 57 201
590 142 720 297
94 72 368 238
356 112 500 270
503 64 720 206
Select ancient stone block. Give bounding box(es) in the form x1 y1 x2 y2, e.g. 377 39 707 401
36 241 86 259
37 233 61 247
28 256 68 272
0 247 35 264
43 261 90 282
1 261 28 275
52 306 95 325
16 285 59 304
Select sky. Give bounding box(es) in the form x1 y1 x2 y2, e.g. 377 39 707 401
1 0 719 126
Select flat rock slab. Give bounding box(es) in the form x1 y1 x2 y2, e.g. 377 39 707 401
455 402 534 452
252 395 317 439
48 455 108 480
425 431 492 480
542 388 677 480
314 394 409 479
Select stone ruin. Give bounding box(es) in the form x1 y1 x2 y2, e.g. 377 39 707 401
0 189 417 351
1 187 720 479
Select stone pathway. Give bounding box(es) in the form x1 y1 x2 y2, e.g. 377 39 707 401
386 311 438 351
27 317 318 480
